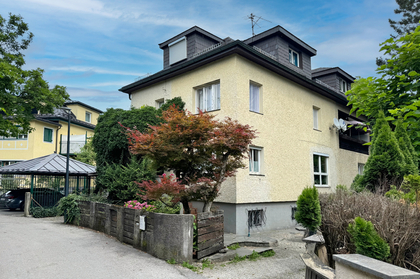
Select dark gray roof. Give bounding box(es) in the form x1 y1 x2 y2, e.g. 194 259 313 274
243 25 317 56
37 108 96 130
311 67 333 73
159 26 223 49
119 40 348 106
0 154 96 176
312 67 355 81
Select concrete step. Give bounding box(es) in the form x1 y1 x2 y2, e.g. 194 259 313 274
204 246 273 263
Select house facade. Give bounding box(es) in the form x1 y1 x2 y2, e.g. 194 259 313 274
0 101 102 166
120 26 369 235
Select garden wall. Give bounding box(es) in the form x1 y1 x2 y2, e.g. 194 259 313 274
77 201 194 263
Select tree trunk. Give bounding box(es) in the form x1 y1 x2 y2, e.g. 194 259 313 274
202 200 213 213
181 198 190 214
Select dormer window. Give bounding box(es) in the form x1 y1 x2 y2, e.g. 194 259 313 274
289 49 299 67
340 79 348 93
85 112 92 123
169 37 187 65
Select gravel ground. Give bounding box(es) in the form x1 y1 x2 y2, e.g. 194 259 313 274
188 229 307 279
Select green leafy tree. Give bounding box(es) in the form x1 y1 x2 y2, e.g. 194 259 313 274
394 118 418 175
294 186 321 233
92 97 185 193
97 157 155 202
377 0 420 66
389 0 420 37
74 138 96 166
92 106 161 169
125 106 256 213
401 174 420 208
360 112 405 193
347 26 420 155
92 97 185 169
348 217 391 261
0 13 69 137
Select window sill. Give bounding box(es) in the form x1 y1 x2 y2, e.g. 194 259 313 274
196 109 221 114
250 173 265 177
249 110 263 115
315 185 330 188
313 128 322 132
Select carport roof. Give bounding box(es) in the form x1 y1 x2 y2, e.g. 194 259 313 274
0 154 96 176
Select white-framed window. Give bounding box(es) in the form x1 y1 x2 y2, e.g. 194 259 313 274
250 82 261 113
358 163 365 175
156 99 165 109
85 111 92 123
249 147 263 174
196 82 220 112
169 37 187 65
313 153 329 187
289 49 299 67
340 79 348 93
313 106 320 130
43 127 53 143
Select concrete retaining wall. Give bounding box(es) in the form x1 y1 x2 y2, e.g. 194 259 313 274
77 201 194 263
300 243 420 279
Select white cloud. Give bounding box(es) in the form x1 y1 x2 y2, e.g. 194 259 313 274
23 0 120 18
65 87 131 111
50 66 144 76
89 81 134 87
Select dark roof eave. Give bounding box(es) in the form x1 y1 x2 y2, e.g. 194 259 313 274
33 117 62 127
312 67 355 81
120 41 347 106
243 26 317 56
158 26 223 49
38 116 96 130
0 170 96 176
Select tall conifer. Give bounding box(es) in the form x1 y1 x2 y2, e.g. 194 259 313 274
362 112 405 192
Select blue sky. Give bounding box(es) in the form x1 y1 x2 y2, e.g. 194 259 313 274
4 0 399 112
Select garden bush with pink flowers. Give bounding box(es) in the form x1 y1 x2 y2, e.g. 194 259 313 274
124 200 155 211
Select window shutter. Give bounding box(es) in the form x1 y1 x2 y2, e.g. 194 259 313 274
44 128 52 142
250 84 254 111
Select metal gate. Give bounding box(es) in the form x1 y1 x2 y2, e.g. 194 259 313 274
0 174 96 209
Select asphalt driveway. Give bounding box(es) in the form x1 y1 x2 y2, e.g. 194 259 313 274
0 209 204 279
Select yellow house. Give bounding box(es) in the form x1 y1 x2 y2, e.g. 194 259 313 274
0 101 102 166
119 26 370 234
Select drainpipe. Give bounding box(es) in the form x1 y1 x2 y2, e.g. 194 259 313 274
55 125 61 154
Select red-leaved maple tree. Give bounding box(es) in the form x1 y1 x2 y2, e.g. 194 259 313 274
123 105 256 213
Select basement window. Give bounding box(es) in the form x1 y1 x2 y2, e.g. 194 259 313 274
248 209 264 227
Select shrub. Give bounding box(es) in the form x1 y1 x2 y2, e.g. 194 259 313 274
30 207 60 218
98 157 155 202
350 174 365 193
148 199 181 214
319 189 420 270
385 185 416 204
57 194 81 224
361 111 405 193
124 200 155 211
348 216 390 261
295 186 321 232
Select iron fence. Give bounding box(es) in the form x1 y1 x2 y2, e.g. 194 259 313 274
0 174 96 208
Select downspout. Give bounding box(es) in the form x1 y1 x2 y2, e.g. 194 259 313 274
55 125 62 154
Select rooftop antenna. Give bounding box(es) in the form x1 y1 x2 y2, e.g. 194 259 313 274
247 13 272 38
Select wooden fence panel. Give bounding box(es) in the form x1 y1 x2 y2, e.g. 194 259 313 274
196 210 224 259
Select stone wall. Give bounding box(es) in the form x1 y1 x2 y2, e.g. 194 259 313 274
300 243 420 279
77 201 194 263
